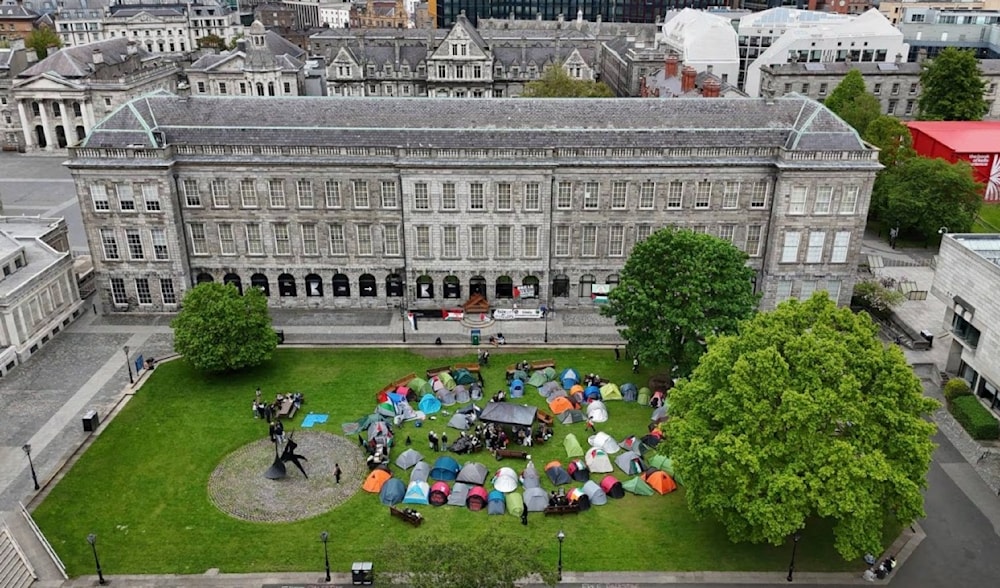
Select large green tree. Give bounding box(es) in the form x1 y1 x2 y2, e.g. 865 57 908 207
823 69 881 135
917 47 989 121
878 156 983 241
380 528 557 588
171 282 278 372
25 26 62 60
601 228 758 377
862 115 915 168
666 293 938 560
521 64 614 97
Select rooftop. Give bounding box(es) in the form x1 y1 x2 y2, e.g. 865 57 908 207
954 234 1000 267
907 121 1000 153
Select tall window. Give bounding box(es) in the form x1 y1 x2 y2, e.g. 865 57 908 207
357 225 373 255
302 224 319 255
840 186 859 214
383 224 400 256
268 180 286 208
750 181 768 208
775 280 793 304
719 224 735 243
584 182 600 209
788 186 807 214
523 226 539 257
667 181 683 209
110 277 127 305
470 183 485 210
380 181 397 208
189 223 208 255
442 226 458 258
329 224 346 255
639 182 655 210
695 181 711 208
150 228 169 260
135 278 152 304
183 179 200 207
800 280 816 300
832 231 850 263
470 226 486 257
806 231 825 263
723 182 739 209
609 225 625 256
636 224 652 242
555 225 571 256
100 228 119 260
297 180 315 208
142 184 160 212
352 180 369 208
524 183 540 211
414 226 430 257
240 179 258 208
414 182 429 210
219 224 237 255
442 183 457 210
745 225 762 256
823 280 842 301
246 224 264 255
611 182 627 209
814 186 832 214
581 225 598 256
211 179 229 208
325 180 342 208
557 181 572 209
781 232 800 263
273 223 291 255
160 278 177 305
497 183 512 211
497 226 512 258
116 184 136 212
91 185 110 211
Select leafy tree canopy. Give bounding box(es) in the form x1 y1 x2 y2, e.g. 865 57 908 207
863 115 915 168
601 228 758 376
379 527 557 588
823 70 881 136
171 282 278 372
25 26 62 60
666 294 938 560
918 47 989 121
877 155 983 240
521 65 614 97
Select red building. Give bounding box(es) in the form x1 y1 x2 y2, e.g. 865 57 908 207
907 121 1000 202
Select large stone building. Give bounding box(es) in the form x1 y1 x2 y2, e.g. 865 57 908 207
66 92 880 316
0 0 39 43
0 38 33 152
186 21 307 97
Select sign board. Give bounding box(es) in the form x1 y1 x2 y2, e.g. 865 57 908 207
963 153 1000 201
442 308 465 321
493 308 545 320
514 284 536 298
135 355 145 373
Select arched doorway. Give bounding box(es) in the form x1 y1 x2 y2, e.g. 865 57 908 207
416 275 434 299
552 274 570 298
443 275 461 299
55 125 67 148
386 273 404 297
305 273 323 297
359 274 377 297
223 272 243 294
250 273 270 295
196 272 214 284
469 276 487 298
579 274 596 298
520 275 540 299
495 275 513 299
35 126 46 148
278 273 297 297
332 273 350 296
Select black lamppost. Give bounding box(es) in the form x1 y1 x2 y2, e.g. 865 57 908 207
556 529 565 582
786 531 802 582
22 443 39 490
320 531 331 582
86 533 106 585
938 226 950 236
543 299 550 344
123 345 133 385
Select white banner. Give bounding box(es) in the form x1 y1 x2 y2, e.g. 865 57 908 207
493 308 545 321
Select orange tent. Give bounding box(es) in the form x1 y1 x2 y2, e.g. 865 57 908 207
569 384 584 397
363 469 391 493
644 470 677 495
548 396 575 415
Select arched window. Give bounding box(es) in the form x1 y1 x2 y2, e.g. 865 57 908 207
552 274 570 298
386 273 404 297
268 82 275 96
332 273 350 296
196 272 214 284
256 82 265 96
416 275 434 299
495 275 513 299
469 276 487 297
305 273 323 297
520 275 539 299
607 274 620 287
359 274 377 297
278 273 297 297
443 275 461 299
75 126 86 142
55 125 67 148
35 126 46 148
579 274 596 298
223 273 243 294
250 273 270 296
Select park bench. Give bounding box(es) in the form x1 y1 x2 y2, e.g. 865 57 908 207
453 362 480 373
426 365 451 378
494 448 530 460
530 359 556 371
389 506 423 527
378 372 417 398
544 504 581 516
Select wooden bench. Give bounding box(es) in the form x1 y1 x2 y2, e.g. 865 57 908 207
276 398 298 420
389 506 423 527
426 365 451 378
544 504 581 516
378 372 417 398
530 359 556 371
453 363 480 373
494 448 530 460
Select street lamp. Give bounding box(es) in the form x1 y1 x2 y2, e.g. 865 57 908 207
938 226 950 235
786 531 802 582
86 533 106 585
123 345 133 385
320 531 331 582
556 529 565 582
543 300 550 344
22 443 39 491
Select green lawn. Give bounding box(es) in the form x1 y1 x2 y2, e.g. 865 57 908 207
33 348 877 576
974 203 1000 233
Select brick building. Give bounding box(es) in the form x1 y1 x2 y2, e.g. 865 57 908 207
66 93 879 315
0 0 38 43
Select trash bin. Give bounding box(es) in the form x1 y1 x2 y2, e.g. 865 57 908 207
920 330 934 348
275 329 285 344
471 329 481 346
82 410 100 432
352 561 373 585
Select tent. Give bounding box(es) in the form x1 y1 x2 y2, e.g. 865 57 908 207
341 412 387 436
621 383 638 402
509 378 525 398
620 436 652 456
456 462 490 486
377 401 396 418
480 402 537 427
487 489 506 515
470 385 483 400
563 433 585 458
492 467 519 493
584 385 602 401
367 421 392 443
558 409 586 425
651 406 668 423
637 387 651 406
430 456 461 481
429 481 451 506
432 378 446 393
438 371 457 390
454 385 471 404
560 368 580 389
622 476 654 496
512 369 529 383
390 389 407 403
453 369 477 386
568 487 591 511
395 448 424 470
600 383 623 401
588 432 621 454
567 459 590 482
379 477 406 505
436 387 457 406
570 384 585 398
411 461 430 483
545 388 569 404
523 487 549 512
645 470 678 495
540 381 563 397
586 401 609 423
408 377 433 397
447 412 472 430
403 480 430 505
545 461 572 486
616 451 646 475
506 492 525 517
584 448 614 473
467 486 488 511
650 390 665 408
582 480 608 506
521 461 541 489
542 367 556 381
527 371 548 388
548 396 575 415
640 434 661 449
418 393 441 415
363 468 391 493
448 482 471 506
600 475 625 499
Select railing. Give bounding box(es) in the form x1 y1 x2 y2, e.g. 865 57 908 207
18 501 67 580
0 520 36 581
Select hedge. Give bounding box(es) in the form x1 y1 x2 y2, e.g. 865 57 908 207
950 395 1000 440
944 378 972 402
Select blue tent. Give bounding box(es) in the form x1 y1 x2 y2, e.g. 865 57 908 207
560 368 580 389
430 455 461 481
621 383 638 402
509 378 525 399
487 489 506 515
388 392 407 404
403 481 430 505
379 478 406 506
584 385 602 401
418 393 441 415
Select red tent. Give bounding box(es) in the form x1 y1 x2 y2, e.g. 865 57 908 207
429 481 451 506
907 121 1000 201
467 485 488 511
600 475 625 499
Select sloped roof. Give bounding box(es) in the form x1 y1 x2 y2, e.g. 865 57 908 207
480 402 536 427
906 121 1000 154
19 37 148 79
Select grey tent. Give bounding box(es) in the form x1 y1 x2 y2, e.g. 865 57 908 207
470 384 484 400
540 381 563 397
480 402 537 427
651 406 668 423
395 448 424 470
521 461 541 489
582 480 608 506
558 409 586 425
456 462 490 485
454 385 471 404
615 451 646 475
448 412 472 430
523 487 549 512
436 387 457 406
545 462 572 486
545 388 569 403
448 482 471 506
379 478 406 506
411 461 430 483
367 421 392 444
513 369 529 382
621 383 638 402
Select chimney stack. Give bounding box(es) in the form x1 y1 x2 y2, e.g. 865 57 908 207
126 40 138 56
681 65 697 93
236 38 247 52
895 52 903 64
665 54 678 78
92 48 104 65
702 78 721 98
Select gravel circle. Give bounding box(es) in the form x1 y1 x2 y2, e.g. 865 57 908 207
208 431 366 523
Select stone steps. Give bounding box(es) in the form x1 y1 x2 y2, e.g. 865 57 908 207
0 522 35 588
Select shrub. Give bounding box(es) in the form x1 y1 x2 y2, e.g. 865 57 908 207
943 378 972 402
950 396 1000 440
851 277 905 320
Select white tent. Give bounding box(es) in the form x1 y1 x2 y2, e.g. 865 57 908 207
584 448 614 473
492 466 520 493
586 400 609 423
588 431 621 454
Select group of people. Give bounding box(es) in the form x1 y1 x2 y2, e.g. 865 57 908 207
548 488 570 507
488 333 507 346
426 430 449 452
252 388 304 421
477 349 491 367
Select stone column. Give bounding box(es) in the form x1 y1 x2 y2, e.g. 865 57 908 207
37 100 54 151
59 100 73 147
16 100 34 149
82 100 96 135
3 312 20 347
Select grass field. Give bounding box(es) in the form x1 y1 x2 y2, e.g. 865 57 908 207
32 348 879 577
973 203 1000 233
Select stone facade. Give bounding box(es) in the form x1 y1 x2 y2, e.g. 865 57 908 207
186 21 307 97
0 39 33 152
65 93 880 315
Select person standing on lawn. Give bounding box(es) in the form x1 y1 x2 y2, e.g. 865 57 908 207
614 345 621 361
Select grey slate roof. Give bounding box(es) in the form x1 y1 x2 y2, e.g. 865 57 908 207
82 92 873 154
766 60 1000 76
19 38 149 79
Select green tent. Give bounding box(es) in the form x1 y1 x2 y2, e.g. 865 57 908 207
453 369 477 385
409 377 433 396
648 454 670 471
637 387 651 405
505 492 524 517
438 371 457 390
600 383 623 401
543 367 557 381
563 433 585 458
527 371 548 388
622 476 654 496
